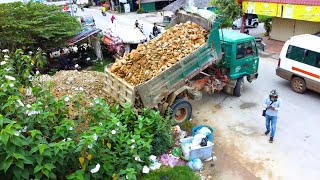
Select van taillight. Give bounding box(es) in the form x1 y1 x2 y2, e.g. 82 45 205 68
278 58 281 67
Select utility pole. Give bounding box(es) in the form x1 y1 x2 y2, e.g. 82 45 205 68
69 0 74 16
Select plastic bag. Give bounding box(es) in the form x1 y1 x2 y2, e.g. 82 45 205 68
181 142 192 160
191 134 206 149
187 158 203 171
197 127 212 136
160 154 185 167
172 147 182 157
149 155 162 170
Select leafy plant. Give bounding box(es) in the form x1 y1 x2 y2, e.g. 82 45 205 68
210 0 241 28
137 8 144 14
141 165 200 180
262 17 272 36
0 2 81 51
0 49 174 179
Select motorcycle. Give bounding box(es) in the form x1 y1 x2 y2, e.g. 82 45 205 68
149 28 161 40
134 24 144 34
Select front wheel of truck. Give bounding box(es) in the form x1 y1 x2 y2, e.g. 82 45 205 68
170 98 192 124
234 77 244 97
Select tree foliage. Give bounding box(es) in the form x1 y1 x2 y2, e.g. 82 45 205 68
210 0 241 27
0 2 81 51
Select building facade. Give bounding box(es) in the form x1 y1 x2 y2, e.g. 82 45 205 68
242 0 320 41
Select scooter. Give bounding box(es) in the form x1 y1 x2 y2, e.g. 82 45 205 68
149 28 161 40
134 24 144 34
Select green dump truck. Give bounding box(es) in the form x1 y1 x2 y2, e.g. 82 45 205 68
104 9 262 123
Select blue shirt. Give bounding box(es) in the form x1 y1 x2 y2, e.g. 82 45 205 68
263 97 281 116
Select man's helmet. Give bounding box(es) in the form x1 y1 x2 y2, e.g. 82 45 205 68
269 89 279 98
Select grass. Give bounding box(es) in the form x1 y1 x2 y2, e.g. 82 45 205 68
141 165 200 180
258 15 272 23
180 120 194 135
89 57 114 72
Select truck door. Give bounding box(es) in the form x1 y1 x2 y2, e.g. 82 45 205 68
234 40 259 77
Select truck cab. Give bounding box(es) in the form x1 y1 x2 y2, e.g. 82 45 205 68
219 30 260 96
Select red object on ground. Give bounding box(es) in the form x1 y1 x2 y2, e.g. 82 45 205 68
111 15 116 23
247 0 320 6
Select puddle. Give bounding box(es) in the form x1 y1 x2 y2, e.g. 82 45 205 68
240 102 257 109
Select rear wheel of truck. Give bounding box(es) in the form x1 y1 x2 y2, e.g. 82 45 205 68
170 98 192 124
234 77 244 97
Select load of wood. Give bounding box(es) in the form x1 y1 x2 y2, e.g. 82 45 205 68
110 21 209 85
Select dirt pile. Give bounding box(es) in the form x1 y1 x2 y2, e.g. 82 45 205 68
110 21 209 85
37 70 114 105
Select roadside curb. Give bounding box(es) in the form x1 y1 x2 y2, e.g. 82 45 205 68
260 51 279 60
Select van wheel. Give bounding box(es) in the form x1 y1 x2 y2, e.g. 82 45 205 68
234 77 244 97
291 77 306 93
253 23 258 28
169 98 192 124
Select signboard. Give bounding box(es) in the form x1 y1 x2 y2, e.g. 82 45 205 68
242 2 278 16
124 3 130 13
282 4 320 22
242 1 320 22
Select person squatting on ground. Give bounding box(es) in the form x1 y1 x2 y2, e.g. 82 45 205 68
263 89 281 143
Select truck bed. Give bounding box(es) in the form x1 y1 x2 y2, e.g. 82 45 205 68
103 10 222 109
104 42 220 108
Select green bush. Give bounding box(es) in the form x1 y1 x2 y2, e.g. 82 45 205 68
141 165 200 180
0 50 173 179
137 8 144 14
258 15 272 23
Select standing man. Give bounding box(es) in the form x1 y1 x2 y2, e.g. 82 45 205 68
58 49 70 70
152 23 159 37
263 89 281 143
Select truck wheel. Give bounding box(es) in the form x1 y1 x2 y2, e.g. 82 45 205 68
169 98 192 124
291 77 306 93
232 25 237 30
234 77 244 97
253 23 258 28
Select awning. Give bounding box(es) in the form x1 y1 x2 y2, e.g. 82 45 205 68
67 28 102 45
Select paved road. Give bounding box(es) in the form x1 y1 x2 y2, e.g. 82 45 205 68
74 8 164 41
191 57 320 180
225 23 265 38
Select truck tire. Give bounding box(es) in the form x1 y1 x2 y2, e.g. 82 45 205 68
232 25 237 30
291 76 306 94
169 98 192 124
253 23 258 28
234 77 244 97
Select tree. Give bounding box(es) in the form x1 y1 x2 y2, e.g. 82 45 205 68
0 2 81 51
210 0 241 28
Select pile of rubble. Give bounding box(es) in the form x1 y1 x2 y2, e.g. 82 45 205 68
110 21 209 85
36 70 114 105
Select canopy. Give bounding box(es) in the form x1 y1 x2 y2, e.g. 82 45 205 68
104 23 147 44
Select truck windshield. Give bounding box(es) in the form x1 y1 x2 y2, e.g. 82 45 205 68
236 40 256 59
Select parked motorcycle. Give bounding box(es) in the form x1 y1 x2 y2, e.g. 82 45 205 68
149 28 161 40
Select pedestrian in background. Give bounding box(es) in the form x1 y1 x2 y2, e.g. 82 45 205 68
263 89 281 143
111 15 116 23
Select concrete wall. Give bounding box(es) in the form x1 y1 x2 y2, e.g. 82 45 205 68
272 17 320 41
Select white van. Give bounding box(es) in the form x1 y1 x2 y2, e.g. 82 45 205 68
276 34 320 93
232 14 259 29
